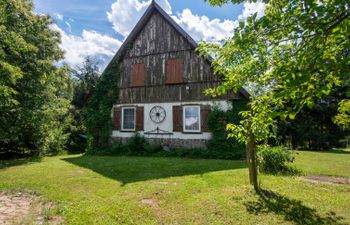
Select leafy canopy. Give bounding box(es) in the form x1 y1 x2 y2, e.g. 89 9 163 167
0 0 72 156
199 0 349 142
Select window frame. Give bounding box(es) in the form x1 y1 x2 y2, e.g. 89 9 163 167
182 105 201 133
121 107 136 131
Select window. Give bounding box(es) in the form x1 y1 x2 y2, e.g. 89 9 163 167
183 105 201 132
130 63 145 87
122 107 136 131
166 59 184 84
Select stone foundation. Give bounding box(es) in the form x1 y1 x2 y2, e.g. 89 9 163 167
112 137 208 149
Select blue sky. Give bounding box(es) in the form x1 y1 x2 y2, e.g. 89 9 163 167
33 0 265 69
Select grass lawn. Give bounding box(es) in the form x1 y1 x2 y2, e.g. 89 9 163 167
0 150 349 224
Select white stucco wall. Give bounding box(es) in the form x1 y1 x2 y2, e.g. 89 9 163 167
112 100 231 140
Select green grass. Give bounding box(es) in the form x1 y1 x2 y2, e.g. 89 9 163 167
0 150 349 224
294 149 350 178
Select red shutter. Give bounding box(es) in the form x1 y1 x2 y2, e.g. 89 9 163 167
137 64 145 86
173 105 183 132
166 59 183 84
136 106 144 131
201 105 211 132
113 107 121 130
175 59 184 83
166 60 173 84
130 63 145 87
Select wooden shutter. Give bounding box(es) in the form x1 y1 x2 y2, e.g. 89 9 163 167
113 107 121 130
136 106 144 131
175 59 184 83
166 59 183 84
201 105 211 132
130 63 145 87
173 105 183 132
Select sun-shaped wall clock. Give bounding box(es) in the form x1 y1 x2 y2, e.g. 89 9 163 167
149 106 166 124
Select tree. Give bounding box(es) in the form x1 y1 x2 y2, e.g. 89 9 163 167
68 57 100 152
199 0 349 190
0 0 72 157
72 56 100 109
277 82 349 150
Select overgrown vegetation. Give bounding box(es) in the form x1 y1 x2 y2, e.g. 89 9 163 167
0 0 73 158
84 59 120 148
207 100 247 159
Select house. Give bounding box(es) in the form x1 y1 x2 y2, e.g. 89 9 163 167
106 1 249 148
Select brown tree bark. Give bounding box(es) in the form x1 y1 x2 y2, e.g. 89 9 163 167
246 129 259 191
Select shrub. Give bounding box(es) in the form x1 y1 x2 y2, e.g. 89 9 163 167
257 146 295 174
126 133 148 155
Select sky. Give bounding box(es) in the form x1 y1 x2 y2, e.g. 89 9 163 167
33 0 266 70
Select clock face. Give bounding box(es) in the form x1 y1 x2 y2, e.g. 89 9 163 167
149 106 166 124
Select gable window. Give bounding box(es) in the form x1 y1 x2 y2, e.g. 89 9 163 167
183 105 201 132
122 107 136 131
166 59 184 84
130 63 145 87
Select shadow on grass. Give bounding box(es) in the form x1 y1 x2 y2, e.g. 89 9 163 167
62 155 246 185
0 157 42 170
245 189 346 225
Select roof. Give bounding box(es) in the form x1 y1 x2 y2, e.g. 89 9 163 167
104 0 250 98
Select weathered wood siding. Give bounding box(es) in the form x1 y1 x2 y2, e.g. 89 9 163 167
117 11 240 104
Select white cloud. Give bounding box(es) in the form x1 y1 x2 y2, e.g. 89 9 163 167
51 24 122 69
107 0 172 37
238 1 266 21
65 21 72 33
172 9 238 41
106 0 266 42
54 13 63 20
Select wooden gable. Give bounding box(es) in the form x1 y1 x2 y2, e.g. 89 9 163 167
103 1 249 104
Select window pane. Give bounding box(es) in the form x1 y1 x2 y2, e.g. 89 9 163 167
123 108 135 130
184 106 199 131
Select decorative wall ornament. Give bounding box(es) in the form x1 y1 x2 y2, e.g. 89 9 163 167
149 105 166 123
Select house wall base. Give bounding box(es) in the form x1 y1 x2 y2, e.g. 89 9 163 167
112 136 208 149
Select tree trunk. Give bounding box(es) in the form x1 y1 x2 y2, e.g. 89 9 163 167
246 130 259 191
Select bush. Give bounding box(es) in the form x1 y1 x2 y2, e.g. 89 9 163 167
126 133 148 155
257 146 295 174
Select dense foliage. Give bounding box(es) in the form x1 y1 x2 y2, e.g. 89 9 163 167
277 83 350 150
0 0 72 157
84 59 120 147
200 0 349 143
207 100 247 159
68 57 100 152
200 0 349 188
257 146 295 174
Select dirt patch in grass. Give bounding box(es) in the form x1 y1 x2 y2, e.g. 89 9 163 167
303 176 350 187
140 198 163 218
0 191 64 225
154 181 177 185
140 198 158 207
